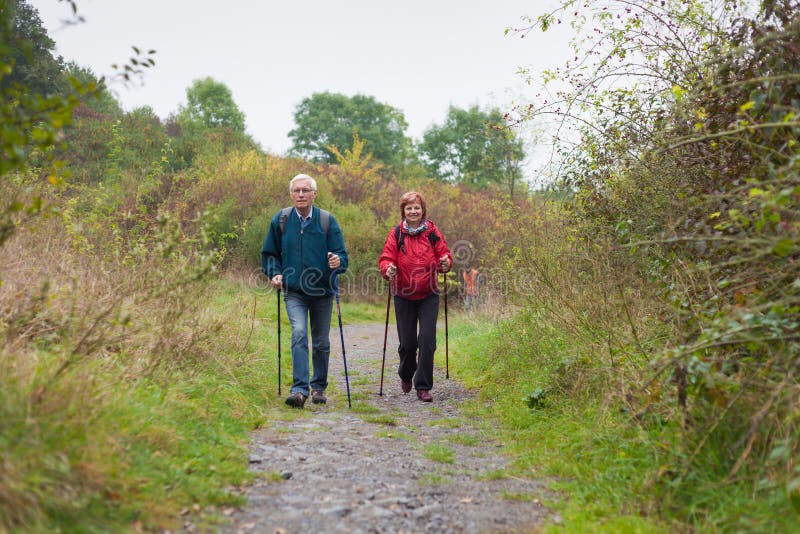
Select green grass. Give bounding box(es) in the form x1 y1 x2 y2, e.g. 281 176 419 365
1 354 268 531
347 390 372 402
501 491 538 502
335 298 388 323
447 309 671 532
362 414 398 426
422 443 456 464
446 307 800 533
375 430 412 440
427 417 467 428
449 433 482 446
350 375 372 386
419 473 451 486
478 469 508 480
349 402 381 414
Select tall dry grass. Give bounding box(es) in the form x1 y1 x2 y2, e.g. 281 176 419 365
0 176 219 530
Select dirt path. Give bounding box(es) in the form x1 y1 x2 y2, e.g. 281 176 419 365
223 323 553 533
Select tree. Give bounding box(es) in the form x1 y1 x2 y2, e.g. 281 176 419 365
1 0 155 248
178 76 245 132
418 105 525 192
1 0 78 247
171 77 254 167
2 0 68 96
66 63 122 117
288 92 410 167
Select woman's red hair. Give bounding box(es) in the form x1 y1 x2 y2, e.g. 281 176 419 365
399 191 427 221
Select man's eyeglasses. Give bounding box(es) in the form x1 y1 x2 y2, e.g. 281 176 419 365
291 188 315 195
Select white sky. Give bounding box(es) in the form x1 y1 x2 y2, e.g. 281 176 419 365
32 0 573 173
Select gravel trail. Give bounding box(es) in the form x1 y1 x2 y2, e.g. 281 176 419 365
223 322 552 533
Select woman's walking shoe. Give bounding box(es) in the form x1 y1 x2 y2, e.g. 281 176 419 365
416 390 433 402
285 391 307 408
311 390 327 404
401 380 412 393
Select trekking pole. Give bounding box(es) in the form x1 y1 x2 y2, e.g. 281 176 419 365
277 288 282 395
444 272 449 379
332 271 352 408
379 284 391 396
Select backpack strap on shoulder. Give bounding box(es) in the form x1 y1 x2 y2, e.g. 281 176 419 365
393 225 405 253
428 229 440 247
319 209 330 235
278 206 293 235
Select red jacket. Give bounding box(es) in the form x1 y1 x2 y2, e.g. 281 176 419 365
379 220 452 300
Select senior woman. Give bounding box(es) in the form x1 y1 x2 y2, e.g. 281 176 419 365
379 191 452 402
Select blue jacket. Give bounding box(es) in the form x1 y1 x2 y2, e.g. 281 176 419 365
261 206 348 296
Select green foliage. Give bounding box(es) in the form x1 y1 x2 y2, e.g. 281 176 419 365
0 0 157 252
325 131 389 206
66 63 123 117
418 105 525 192
0 1 77 247
177 150 310 268
514 0 800 527
168 116 256 169
239 211 272 270
179 76 245 132
54 101 163 188
2 0 68 96
524 387 550 410
289 91 411 167
119 106 171 170
321 201 386 299
168 77 255 168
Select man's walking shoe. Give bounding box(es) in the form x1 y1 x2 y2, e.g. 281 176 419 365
311 390 327 404
401 380 412 394
285 391 307 408
416 390 433 402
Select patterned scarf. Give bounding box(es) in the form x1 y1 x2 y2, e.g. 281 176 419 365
402 219 428 236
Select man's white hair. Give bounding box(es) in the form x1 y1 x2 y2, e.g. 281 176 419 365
289 173 318 192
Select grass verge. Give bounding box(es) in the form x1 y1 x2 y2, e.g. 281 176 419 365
446 307 800 532
446 309 670 533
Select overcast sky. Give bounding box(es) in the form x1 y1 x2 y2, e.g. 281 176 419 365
31 0 573 173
